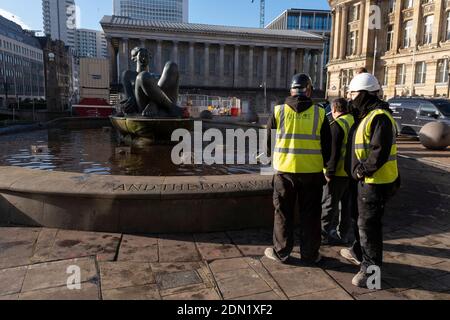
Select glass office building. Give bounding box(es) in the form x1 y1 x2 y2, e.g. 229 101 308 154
267 9 332 90
113 0 189 23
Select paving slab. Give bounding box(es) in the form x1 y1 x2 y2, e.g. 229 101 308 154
270 266 339 298
226 229 273 257
356 290 407 300
214 267 272 300
245 257 288 300
19 282 99 300
324 266 389 297
21 257 98 293
150 262 204 274
163 288 221 300
117 234 159 262
0 266 27 296
400 288 450 300
30 228 58 263
208 257 250 274
158 234 201 262
0 294 19 300
45 230 121 261
194 232 242 261
0 228 41 269
291 288 354 300
102 284 161 300
99 261 155 291
156 270 203 291
232 291 283 300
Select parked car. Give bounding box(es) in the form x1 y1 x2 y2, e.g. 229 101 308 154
388 97 450 136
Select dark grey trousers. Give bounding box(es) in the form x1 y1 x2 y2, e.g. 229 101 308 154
321 176 352 240
273 173 325 262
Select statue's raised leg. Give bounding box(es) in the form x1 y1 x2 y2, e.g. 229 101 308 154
135 72 182 118
158 62 180 104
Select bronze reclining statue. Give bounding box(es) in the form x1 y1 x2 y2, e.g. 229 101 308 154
119 47 183 118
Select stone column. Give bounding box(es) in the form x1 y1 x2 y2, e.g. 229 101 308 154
319 50 325 90
298 49 304 73
189 42 195 85
156 40 162 72
276 48 282 88
248 46 254 88
172 41 179 65
329 10 336 60
333 6 342 60
106 37 117 84
392 0 403 52
339 6 348 59
432 0 444 45
204 43 210 84
412 0 421 48
118 38 129 80
303 49 310 73
140 38 146 49
262 46 268 85
233 45 240 87
357 1 366 56
290 48 296 75
219 44 225 86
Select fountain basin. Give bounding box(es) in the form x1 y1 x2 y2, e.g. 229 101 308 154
0 167 273 233
110 116 194 141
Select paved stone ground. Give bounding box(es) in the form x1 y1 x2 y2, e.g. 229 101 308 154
0 146 449 300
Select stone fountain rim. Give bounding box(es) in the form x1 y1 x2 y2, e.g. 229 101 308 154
0 166 273 201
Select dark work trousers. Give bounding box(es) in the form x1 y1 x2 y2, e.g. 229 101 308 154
273 173 325 262
321 177 352 240
349 179 363 262
356 181 398 271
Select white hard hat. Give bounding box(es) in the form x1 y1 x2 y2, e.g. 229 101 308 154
348 73 381 92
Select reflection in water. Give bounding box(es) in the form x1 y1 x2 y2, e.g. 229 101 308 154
0 128 262 176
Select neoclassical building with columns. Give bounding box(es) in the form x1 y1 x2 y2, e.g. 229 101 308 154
100 16 325 113
328 0 450 100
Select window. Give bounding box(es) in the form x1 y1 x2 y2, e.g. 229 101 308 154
389 0 396 13
423 15 434 44
287 14 299 30
419 103 438 117
404 0 414 9
300 14 314 29
347 31 358 56
414 61 427 84
396 64 406 85
349 4 360 22
436 59 449 83
403 20 413 48
387 25 394 51
447 12 450 41
383 66 389 85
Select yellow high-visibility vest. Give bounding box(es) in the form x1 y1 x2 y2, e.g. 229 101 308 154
354 109 399 184
334 113 355 177
273 104 326 173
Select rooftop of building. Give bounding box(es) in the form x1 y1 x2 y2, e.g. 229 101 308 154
0 15 42 49
100 15 324 41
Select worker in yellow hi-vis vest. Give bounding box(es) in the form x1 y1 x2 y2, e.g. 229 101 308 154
264 74 332 264
339 73 401 289
321 98 355 245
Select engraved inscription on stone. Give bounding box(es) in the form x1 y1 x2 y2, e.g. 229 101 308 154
106 179 272 193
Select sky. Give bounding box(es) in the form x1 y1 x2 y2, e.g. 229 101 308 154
0 0 330 31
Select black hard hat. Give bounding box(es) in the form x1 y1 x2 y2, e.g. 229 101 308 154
291 73 313 91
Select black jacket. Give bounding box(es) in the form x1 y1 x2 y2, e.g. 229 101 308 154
266 95 332 169
326 116 346 178
348 102 395 181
